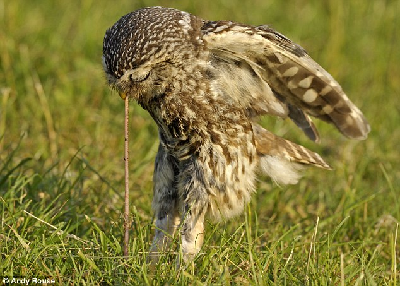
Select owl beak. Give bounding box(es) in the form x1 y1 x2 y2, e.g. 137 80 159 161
119 92 127 100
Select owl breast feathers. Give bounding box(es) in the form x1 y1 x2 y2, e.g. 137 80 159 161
102 6 370 263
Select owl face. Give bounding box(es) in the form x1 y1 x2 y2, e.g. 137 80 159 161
102 56 165 101
102 7 204 101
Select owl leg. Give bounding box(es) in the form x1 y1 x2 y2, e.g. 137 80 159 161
180 206 207 263
149 208 180 263
149 143 180 264
178 159 208 263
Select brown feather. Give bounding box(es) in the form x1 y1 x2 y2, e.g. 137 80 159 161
253 124 331 169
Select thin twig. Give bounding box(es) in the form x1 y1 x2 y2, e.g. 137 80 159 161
124 96 130 257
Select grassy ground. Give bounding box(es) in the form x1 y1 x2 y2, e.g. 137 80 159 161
1 0 399 284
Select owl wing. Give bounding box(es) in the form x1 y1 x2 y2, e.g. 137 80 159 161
202 21 370 141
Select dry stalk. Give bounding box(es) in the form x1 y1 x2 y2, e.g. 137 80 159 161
124 96 130 257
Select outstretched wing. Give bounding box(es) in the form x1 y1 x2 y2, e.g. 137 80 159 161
202 21 370 141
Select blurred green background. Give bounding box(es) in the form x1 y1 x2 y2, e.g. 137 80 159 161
1 0 399 284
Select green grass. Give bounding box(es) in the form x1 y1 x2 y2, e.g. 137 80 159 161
1 0 399 284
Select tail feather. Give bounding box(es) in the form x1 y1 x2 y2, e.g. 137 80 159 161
253 124 331 169
253 124 330 185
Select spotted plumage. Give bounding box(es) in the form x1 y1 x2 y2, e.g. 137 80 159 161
102 6 370 263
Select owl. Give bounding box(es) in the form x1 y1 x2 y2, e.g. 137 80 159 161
102 6 370 263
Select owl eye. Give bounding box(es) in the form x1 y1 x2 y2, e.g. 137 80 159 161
128 70 150 82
